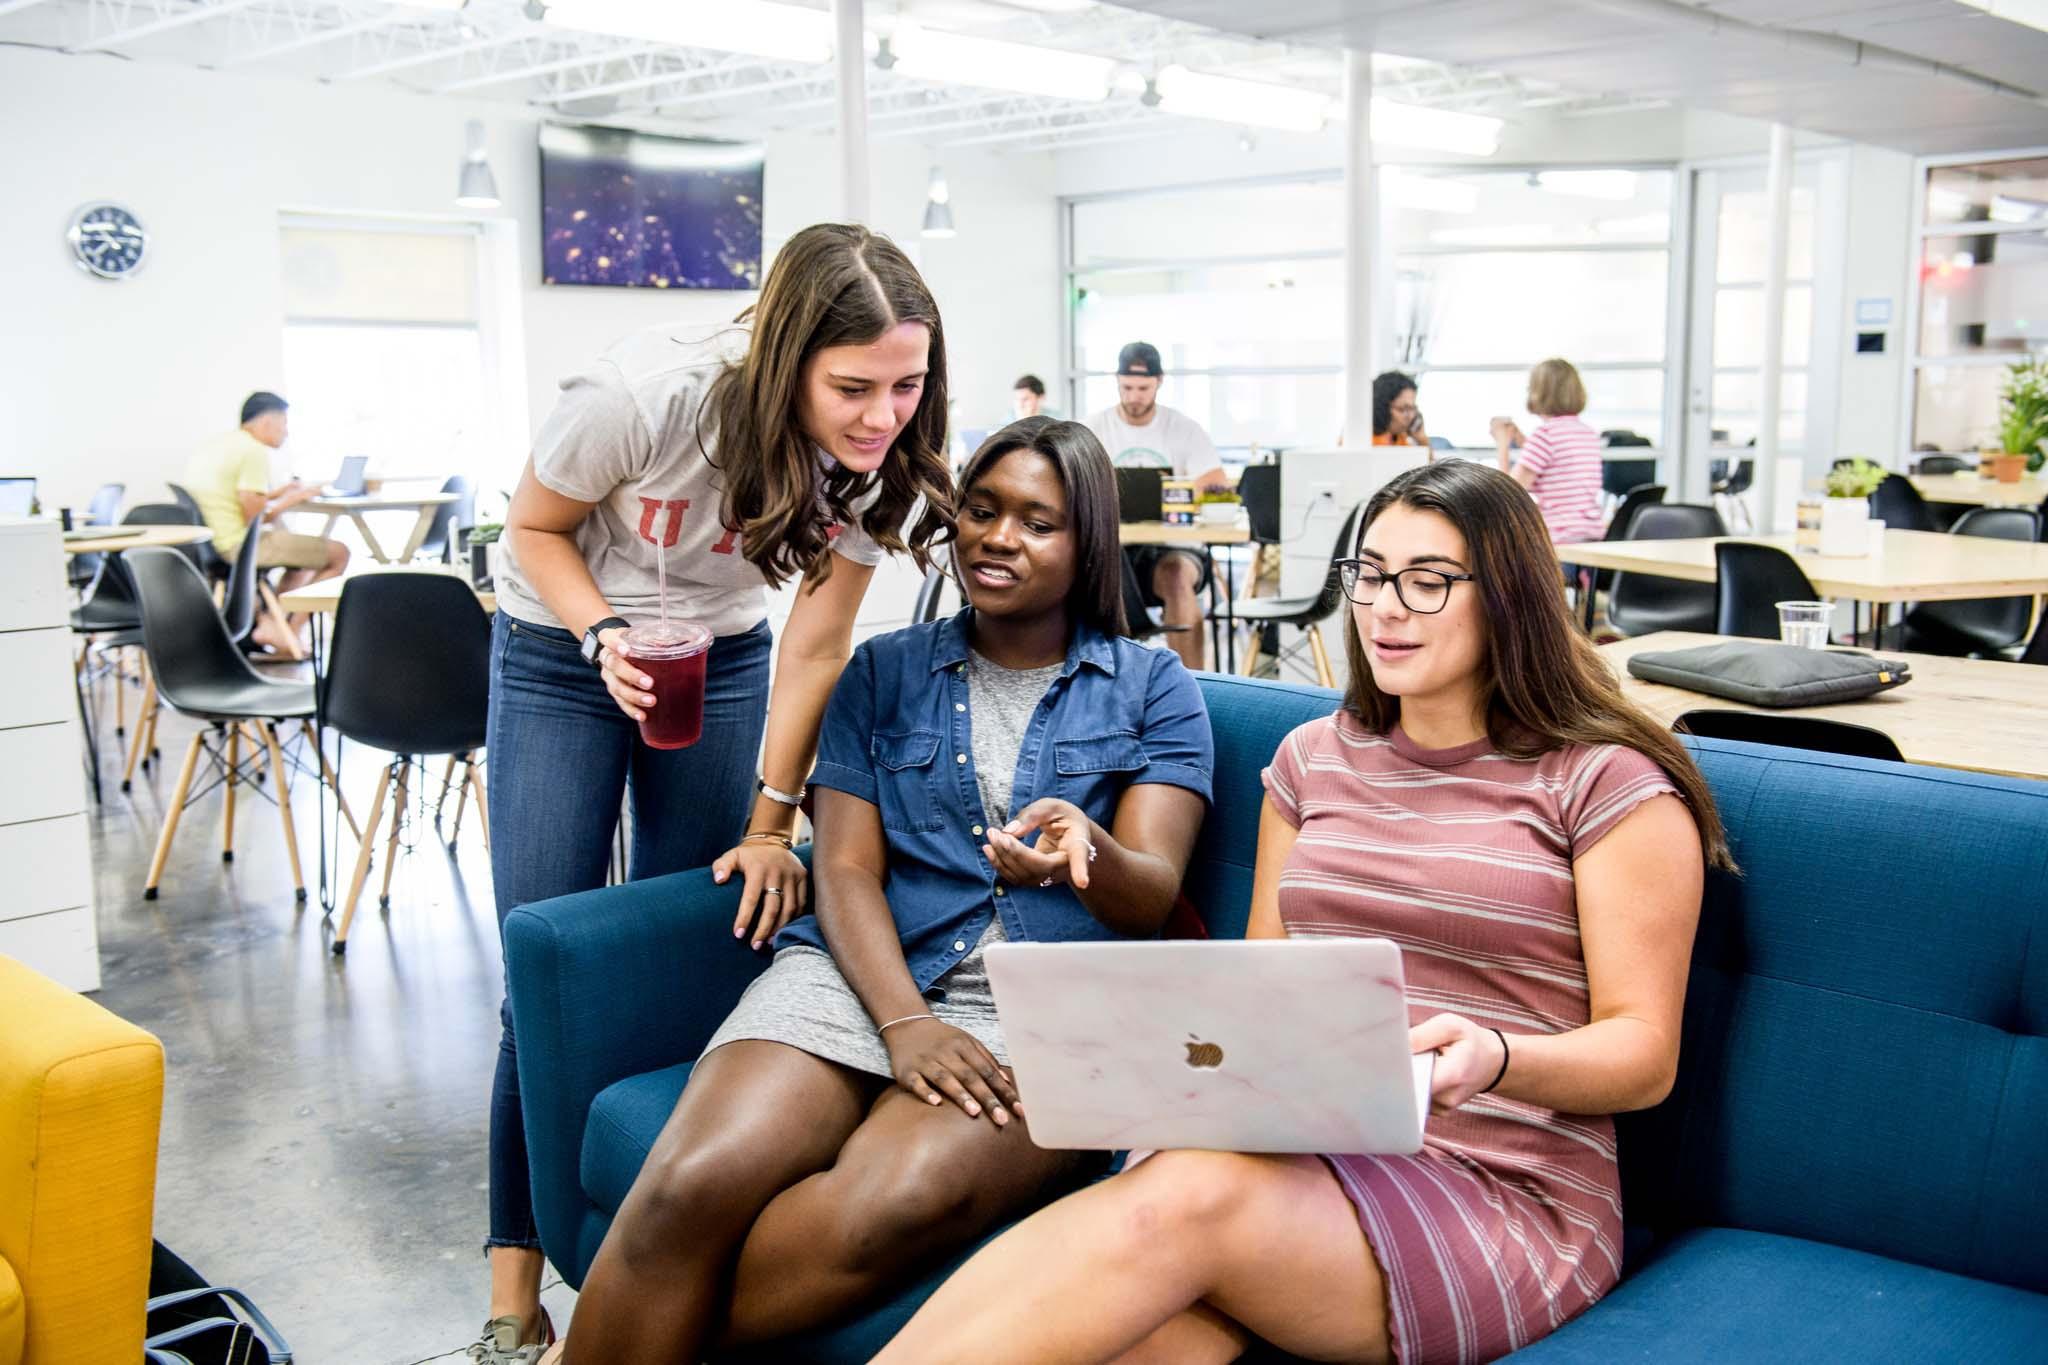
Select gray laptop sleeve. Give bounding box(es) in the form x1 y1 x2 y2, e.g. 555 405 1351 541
1625 642 1911 707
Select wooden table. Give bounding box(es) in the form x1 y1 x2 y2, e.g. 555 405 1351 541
1602 631 2048 782
302 492 458 565
277 563 494 617
1910 473 2048 508
61 524 211 555
1120 519 1253 670
1560 531 2048 604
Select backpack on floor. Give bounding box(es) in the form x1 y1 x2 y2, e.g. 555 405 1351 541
144 1242 293 1365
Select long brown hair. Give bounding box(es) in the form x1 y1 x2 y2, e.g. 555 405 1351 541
699 223 954 588
1342 461 1733 869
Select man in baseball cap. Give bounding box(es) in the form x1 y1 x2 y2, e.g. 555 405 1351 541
1086 340 1226 671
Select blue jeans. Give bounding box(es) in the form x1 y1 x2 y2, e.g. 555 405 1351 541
484 611 771 1250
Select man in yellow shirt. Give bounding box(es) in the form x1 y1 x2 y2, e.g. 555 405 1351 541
183 392 348 648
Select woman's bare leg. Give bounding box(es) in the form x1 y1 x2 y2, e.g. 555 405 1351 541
561 1041 875 1365
873 1149 1391 1365
720 1087 1090 1345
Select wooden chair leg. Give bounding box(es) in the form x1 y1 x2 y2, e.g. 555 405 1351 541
257 582 305 660
143 686 161 763
447 756 471 847
435 753 460 819
1307 624 1335 688
334 763 393 954
122 670 156 792
465 760 489 853
221 723 241 862
263 723 306 903
1239 626 1265 677
144 730 207 900
378 758 411 909
302 721 362 841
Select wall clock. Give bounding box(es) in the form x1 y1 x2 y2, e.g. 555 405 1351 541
67 202 148 280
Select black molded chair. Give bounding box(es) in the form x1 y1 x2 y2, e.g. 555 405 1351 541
1676 710 1904 763
1573 483 1666 630
1870 474 1937 534
1914 455 1974 476
67 481 129 589
321 573 492 953
1606 503 1727 638
1602 458 1658 499
126 547 345 904
1237 462 1282 597
1901 506 2044 656
2020 612 2048 666
165 482 231 580
1715 542 1822 640
1711 459 1756 531
414 475 476 563
1231 501 1365 687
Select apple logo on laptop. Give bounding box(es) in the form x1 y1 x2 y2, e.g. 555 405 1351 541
1184 1037 1224 1069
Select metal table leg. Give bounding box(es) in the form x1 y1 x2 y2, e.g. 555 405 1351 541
74 649 103 806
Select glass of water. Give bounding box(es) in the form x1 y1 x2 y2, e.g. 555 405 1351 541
1776 600 1832 649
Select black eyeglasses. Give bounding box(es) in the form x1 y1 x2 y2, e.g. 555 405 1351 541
1335 560 1475 614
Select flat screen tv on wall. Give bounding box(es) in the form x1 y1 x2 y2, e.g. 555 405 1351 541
539 124 764 290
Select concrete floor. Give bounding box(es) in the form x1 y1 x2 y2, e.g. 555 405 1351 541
83 662 576 1364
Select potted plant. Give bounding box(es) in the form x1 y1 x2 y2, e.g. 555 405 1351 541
1820 457 1885 556
465 520 503 588
1989 357 2048 483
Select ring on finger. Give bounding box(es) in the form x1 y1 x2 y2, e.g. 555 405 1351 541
763 887 783 897
1039 876 1055 887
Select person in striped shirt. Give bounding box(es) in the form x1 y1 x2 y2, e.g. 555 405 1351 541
1491 358 1607 545
875 460 1732 1365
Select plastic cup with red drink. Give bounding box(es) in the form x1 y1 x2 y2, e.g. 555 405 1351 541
617 621 712 749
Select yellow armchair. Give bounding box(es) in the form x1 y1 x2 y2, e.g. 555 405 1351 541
0 955 163 1365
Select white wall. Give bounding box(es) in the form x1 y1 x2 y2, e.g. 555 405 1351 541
0 46 1058 519
1829 143 1916 466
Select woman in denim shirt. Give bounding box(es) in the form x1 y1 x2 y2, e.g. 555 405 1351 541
551 418 1214 1364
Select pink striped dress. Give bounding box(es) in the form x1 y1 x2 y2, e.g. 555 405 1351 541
1514 415 1605 544
1262 713 1679 1365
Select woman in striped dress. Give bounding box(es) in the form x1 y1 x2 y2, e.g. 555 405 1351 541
875 459 1734 1365
1491 357 1607 548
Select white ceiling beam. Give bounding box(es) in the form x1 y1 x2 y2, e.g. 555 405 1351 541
0 0 59 19
334 28 528 81
934 112 1164 150
217 9 416 67
974 122 1188 155
87 0 265 49
570 59 821 109
435 42 664 93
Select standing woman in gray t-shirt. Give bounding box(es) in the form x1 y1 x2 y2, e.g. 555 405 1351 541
473 224 954 1361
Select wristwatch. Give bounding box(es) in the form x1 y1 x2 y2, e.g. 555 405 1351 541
581 616 630 668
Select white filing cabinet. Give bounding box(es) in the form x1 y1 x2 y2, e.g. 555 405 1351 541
0 518 98 991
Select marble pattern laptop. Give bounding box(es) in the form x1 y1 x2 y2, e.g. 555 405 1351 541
986 939 1432 1155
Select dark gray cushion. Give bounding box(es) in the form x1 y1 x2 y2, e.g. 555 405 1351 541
1626 642 1910 707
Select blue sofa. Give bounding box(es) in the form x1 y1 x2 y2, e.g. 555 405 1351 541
506 673 2048 1361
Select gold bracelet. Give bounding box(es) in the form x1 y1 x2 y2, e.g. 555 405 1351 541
742 830 794 849
878 1013 937 1033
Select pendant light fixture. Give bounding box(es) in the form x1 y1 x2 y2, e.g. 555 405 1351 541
456 120 501 209
921 165 955 239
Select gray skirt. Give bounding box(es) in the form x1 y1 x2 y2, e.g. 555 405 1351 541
700 917 1010 1079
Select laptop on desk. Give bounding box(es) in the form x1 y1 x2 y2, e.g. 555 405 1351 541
1115 467 1164 524
321 455 370 499
0 477 36 519
985 939 1433 1155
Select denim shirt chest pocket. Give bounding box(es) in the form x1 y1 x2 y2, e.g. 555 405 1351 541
1050 730 1147 810
872 728 947 834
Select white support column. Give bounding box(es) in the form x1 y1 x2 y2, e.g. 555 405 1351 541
1341 49 1376 450
833 0 870 224
1756 122 1794 531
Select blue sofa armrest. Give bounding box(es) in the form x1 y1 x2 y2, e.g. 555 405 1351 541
504 857 798 1284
